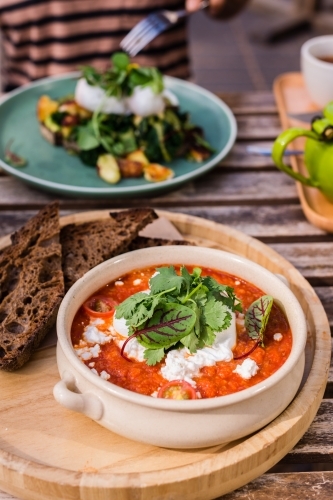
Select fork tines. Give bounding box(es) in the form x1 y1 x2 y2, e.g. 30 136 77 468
120 13 171 57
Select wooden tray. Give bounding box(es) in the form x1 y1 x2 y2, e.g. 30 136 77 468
273 72 333 233
0 210 331 500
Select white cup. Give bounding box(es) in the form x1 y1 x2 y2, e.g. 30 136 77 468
301 35 333 107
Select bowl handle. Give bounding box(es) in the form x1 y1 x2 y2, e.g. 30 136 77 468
53 370 104 421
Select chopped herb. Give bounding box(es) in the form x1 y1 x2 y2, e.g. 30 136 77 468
115 265 241 365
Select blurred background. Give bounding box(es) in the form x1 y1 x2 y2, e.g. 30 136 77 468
1 0 333 93
190 0 333 92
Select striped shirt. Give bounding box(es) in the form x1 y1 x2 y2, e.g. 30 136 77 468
0 0 190 91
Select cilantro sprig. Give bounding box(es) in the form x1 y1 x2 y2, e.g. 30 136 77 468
115 266 242 365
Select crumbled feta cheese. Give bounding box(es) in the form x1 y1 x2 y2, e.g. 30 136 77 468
90 344 101 358
273 333 283 341
84 325 112 345
88 362 95 368
81 351 93 361
91 318 105 326
161 342 234 387
115 281 124 286
233 358 259 380
90 368 98 375
133 279 142 285
75 343 100 361
100 370 110 380
235 280 240 285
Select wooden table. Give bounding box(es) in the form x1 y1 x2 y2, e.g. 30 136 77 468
0 90 333 499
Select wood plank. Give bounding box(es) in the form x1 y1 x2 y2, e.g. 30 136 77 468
219 141 276 169
166 206 333 242
281 401 333 463
315 287 333 331
236 115 281 140
221 470 333 499
269 242 333 285
0 172 299 209
216 91 277 115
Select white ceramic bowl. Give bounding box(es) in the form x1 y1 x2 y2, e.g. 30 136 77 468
301 35 333 107
54 246 307 449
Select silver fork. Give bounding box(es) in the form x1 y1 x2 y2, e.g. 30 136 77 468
120 1 209 57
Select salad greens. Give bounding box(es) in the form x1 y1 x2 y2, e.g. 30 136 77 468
81 52 164 98
115 266 242 366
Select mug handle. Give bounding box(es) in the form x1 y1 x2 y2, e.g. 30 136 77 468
271 128 320 188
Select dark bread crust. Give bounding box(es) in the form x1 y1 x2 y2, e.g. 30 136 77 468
129 236 191 250
61 208 158 291
0 202 64 371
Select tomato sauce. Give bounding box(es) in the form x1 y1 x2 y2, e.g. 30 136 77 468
71 265 293 399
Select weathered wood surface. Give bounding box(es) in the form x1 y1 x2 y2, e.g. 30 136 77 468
221 471 333 499
0 89 333 499
217 91 278 115
0 172 299 208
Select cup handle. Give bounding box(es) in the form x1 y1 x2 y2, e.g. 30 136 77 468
271 128 319 188
53 370 104 421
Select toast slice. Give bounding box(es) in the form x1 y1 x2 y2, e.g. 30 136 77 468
61 208 158 291
0 202 64 371
129 236 191 250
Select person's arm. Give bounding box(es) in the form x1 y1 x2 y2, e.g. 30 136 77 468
186 0 250 19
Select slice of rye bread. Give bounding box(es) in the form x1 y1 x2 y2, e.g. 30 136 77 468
60 208 158 291
129 236 191 250
0 202 64 371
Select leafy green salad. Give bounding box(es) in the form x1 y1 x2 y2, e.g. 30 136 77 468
37 53 215 184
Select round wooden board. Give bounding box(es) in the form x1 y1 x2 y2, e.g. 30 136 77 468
0 210 331 500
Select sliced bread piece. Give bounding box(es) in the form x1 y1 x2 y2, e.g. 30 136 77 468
61 208 158 291
129 236 191 250
0 202 64 371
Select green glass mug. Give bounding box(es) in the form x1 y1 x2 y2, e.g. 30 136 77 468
272 102 333 203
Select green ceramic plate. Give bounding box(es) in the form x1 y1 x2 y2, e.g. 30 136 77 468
0 73 237 198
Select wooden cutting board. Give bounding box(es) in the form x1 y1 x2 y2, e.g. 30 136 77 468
0 209 330 500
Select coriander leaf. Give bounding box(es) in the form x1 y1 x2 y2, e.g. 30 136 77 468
180 265 192 296
144 348 165 366
204 298 231 331
198 323 216 348
245 295 274 346
149 266 184 295
202 276 241 312
115 292 151 321
135 303 196 349
180 329 199 352
192 267 202 281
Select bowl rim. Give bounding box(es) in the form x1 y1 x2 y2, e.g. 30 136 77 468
301 35 333 69
56 245 307 411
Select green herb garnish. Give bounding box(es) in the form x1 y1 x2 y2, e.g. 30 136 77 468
115 266 242 366
244 295 274 347
81 52 164 99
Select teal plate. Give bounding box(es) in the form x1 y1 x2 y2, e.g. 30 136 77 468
0 73 237 198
